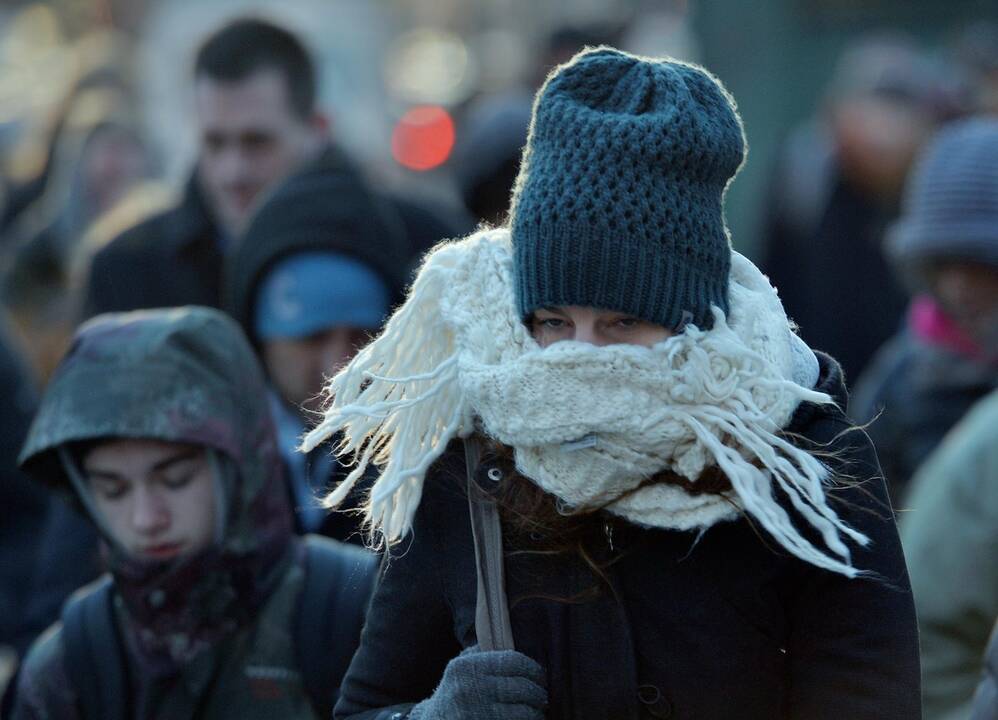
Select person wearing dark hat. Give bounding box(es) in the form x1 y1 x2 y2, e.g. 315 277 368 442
759 35 971 385
302 47 919 719
225 158 410 540
852 118 998 505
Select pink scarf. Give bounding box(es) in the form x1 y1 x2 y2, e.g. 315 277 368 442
909 295 987 361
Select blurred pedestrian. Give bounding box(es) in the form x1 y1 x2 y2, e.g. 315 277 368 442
2 85 155 382
306 47 920 719
11 307 375 720
81 18 328 318
760 35 969 383
901 388 998 720
852 118 998 503
81 17 467 320
0 27 135 235
951 20 998 115
225 156 411 541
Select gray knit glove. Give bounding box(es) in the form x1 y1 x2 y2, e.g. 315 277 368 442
407 645 548 720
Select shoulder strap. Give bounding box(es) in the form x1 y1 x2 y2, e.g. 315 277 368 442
464 436 515 651
60 576 128 720
296 535 377 720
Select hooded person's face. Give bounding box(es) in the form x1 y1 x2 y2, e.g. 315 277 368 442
262 325 370 415
83 439 217 562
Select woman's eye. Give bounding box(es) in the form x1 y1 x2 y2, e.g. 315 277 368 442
532 316 566 330
614 317 640 329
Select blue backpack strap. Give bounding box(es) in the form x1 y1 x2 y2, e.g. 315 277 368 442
296 534 378 719
60 576 128 720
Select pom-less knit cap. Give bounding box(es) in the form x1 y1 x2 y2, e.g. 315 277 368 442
887 118 998 269
254 251 390 341
509 46 747 331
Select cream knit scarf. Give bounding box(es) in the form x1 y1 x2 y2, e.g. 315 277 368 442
302 228 869 577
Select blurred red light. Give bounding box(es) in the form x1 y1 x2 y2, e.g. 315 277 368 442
391 105 455 171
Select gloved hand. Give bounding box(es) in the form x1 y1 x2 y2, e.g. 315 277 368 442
407 645 548 720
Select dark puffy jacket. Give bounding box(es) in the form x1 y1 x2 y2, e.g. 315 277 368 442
82 147 472 321
81 173 221 319
760 136 909 385
851 327 996 505
0 318 46 656
971 620 998 720
335 353 921 720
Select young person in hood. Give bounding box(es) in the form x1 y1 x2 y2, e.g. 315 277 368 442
12 307 375 720
302 47 921 720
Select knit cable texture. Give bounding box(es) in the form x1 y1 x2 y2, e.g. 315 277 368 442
302 228 870 577
509 47 746 331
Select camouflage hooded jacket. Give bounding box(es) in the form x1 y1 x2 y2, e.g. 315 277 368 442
13 307 324 720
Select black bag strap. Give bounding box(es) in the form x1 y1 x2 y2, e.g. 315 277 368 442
296 534 378 719
464 437 515 651
60 576 128 720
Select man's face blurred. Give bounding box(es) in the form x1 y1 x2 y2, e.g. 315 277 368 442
195 67 323 235
831 96 934 202
262 326 370 416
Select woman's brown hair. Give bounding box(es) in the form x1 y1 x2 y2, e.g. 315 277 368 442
482 437 737 605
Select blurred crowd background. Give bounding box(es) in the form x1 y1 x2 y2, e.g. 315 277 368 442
0 0 994 383
1 0 997 715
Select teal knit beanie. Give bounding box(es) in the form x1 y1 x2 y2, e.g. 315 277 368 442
509 47 747 331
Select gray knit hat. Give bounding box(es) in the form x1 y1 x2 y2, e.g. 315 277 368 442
509 46 746 331
887 117 998 268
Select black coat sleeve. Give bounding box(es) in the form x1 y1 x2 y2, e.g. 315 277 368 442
334 471 465 720
784 419 921 719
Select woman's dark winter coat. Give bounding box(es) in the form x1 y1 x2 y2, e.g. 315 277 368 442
334 353 921 720
971 620 998 720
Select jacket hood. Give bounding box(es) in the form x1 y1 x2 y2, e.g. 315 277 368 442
21 306 283 491
224 145 410 348
19 307 294 665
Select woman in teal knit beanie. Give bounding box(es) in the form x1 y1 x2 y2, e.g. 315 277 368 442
306 47 920 719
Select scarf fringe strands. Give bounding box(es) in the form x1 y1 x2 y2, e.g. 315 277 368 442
302 228 871 577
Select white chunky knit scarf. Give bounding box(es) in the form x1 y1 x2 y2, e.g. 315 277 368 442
302 228 869 576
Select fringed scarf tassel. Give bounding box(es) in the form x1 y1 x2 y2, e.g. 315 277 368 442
300 240 475 544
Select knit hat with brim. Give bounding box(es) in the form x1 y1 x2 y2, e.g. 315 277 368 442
509 47 746 331
887 117 998 269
